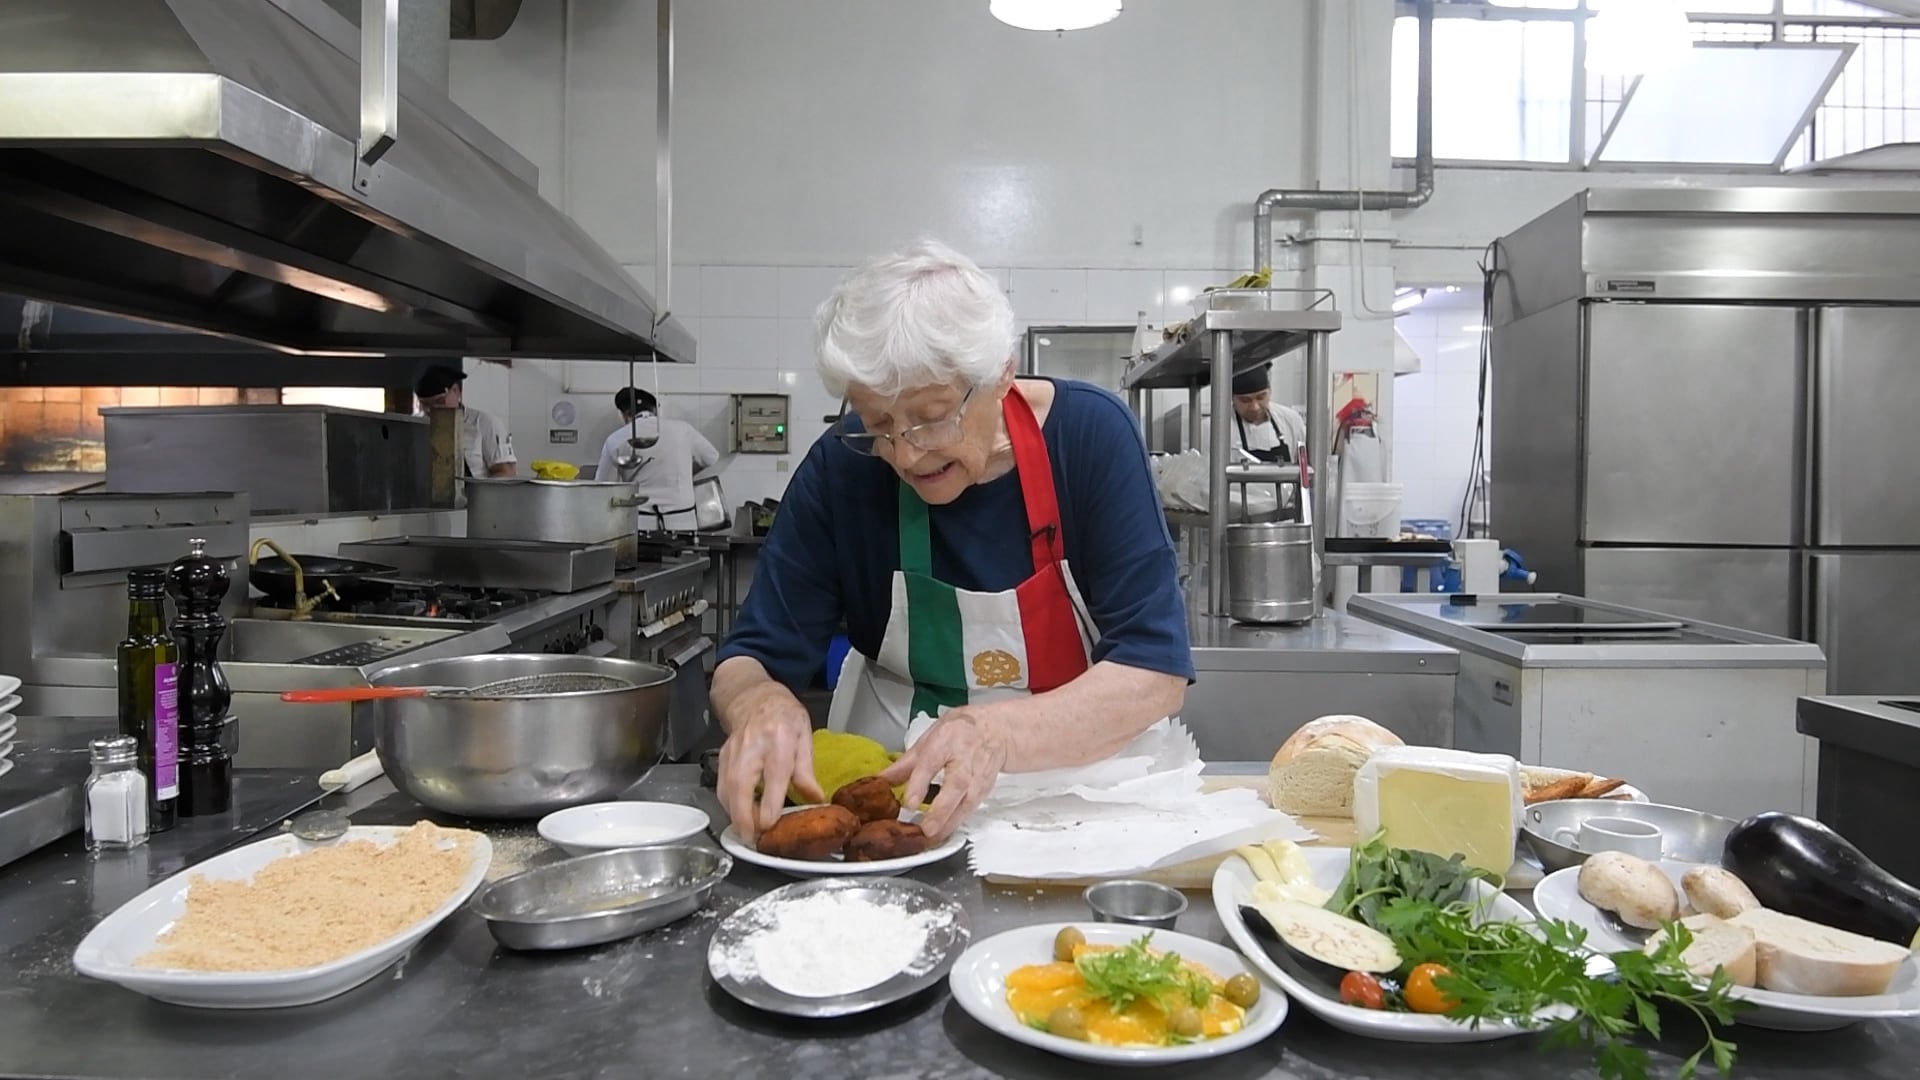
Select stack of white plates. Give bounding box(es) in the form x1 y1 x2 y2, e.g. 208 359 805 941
0 674 22 780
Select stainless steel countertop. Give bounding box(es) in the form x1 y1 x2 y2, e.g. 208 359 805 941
1188 609 1459 675
1348 593 1829 670
4 763 1908 1079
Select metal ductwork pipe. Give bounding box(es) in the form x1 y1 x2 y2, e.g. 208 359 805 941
325 0 453 88
1252 0 1434 270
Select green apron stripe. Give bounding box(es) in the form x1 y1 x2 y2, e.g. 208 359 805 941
898 484 967 716
898 484 934 577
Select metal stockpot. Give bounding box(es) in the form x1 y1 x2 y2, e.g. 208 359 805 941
364 654 674 818
464 477 644 562
1226 521 1316 625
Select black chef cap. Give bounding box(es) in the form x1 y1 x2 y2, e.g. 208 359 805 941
1231 364 1271 395
414 364 466 399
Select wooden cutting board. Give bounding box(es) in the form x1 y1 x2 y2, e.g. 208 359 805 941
981 775 1358 891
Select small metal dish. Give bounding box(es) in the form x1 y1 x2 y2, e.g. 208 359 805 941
1084 880 1188 929
472 844 731 951
1521 800 1736 874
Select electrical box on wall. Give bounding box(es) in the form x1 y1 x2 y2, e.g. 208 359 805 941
731 393 790 454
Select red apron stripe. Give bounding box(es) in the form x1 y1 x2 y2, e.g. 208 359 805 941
1004 389 1065 573
1015 565 1087 692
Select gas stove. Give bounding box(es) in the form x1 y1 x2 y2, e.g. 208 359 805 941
253 581 548 623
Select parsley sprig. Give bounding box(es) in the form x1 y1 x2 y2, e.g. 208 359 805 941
1332 834 1744 1080
1074 934 1211 1012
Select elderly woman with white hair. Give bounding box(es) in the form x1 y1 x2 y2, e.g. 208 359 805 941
713 240 1192 844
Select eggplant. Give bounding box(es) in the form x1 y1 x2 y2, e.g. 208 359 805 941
1246 899 1402 991
1722 812 1920 948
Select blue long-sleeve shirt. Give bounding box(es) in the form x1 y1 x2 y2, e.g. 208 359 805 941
718 378 1193 691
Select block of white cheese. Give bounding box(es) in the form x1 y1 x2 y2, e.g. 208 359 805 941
1352 747 1523 875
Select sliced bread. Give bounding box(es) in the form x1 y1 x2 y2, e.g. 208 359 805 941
1728 908 1909 997
1644 913 1757 988
1266 715 1403 817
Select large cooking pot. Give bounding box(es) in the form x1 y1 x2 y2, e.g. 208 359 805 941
249 555 399 603
464 477 644 563
364 653 674 818
1226 521 1316 625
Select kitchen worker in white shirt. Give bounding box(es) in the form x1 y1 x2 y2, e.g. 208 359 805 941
1224 362 1306 465
414 364 517 478
596 386 720 533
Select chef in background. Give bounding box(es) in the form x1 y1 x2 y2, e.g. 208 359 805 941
1225 362 1306 465
597 386 720 533
415 364 517 478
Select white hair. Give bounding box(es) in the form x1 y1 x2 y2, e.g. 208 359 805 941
813 239 1017 399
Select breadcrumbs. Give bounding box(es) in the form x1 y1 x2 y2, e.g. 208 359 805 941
139 821 479 972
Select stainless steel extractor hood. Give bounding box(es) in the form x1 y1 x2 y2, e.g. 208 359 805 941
0 0 694 363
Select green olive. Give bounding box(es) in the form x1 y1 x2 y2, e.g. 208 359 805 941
1224 973 1261 1009
1047 1004 1089 1042
1053 926 1087 962
1168 1004 1204 1039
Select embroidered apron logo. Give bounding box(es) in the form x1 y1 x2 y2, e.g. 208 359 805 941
971 649 1022 688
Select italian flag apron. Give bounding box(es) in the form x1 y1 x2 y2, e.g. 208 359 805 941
826 388 1098 750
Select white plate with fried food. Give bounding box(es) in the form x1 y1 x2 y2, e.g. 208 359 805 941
720 805 965 878
1520 765 1647 806
75 823 489 1009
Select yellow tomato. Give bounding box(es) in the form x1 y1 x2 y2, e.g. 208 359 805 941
1404 963 1459 1015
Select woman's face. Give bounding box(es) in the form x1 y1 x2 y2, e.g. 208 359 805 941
845 375 1009 506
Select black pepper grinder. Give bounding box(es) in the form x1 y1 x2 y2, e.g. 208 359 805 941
166 537 235 816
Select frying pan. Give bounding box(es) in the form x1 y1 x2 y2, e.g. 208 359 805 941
248 555 401 604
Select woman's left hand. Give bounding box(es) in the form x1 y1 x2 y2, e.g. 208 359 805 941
879 707 1010 842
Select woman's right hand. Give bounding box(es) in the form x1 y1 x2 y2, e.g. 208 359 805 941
715 682 822 844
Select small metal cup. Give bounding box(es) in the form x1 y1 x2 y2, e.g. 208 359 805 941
1083 880 1188 930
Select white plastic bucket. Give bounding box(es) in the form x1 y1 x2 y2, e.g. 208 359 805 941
1341 481 1404 539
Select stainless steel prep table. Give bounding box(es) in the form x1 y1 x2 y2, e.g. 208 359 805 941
1180 610 1458 760
0 764 1913 1079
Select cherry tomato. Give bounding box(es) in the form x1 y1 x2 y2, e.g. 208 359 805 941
1404 963 1459 1015
1338 971 1386 1010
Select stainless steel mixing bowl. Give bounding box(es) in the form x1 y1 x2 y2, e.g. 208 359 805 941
365 653 673 819
1521 799 1737 874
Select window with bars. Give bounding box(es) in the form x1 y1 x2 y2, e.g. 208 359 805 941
1392 1 1920 168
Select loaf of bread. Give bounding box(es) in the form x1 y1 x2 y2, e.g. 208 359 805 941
1727 908 1910 997
1644 914 1758 988
1266 715 1404 817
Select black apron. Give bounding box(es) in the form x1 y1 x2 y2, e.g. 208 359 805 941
1235 414 1292 464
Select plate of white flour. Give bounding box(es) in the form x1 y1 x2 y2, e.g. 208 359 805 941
707 876 971 1018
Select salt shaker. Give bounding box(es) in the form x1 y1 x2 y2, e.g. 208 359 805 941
86 735 150 852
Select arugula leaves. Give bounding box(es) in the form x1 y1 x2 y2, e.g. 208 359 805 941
1075 934 1211 1013
1327 833 1743 1080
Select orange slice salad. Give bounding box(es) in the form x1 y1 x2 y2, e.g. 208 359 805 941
1004 932 1253 1048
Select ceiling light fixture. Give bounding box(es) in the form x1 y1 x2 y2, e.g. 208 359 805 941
1392 288 1427 313
1586 0 1693 77
990 0 1122 33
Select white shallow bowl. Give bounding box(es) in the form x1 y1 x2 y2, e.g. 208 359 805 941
0 693 22 717
74 826 491 1009
948 922 1287 1066
1533 861 1920 1031
0 674 20 701
537 801 710 857
1213 847 1558 1043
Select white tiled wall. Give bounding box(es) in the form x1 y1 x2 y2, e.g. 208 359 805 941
510 263 1257 514
1390 295 1489 527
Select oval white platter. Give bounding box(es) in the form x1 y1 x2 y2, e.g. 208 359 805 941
1212 846 1564 1043
74 825 491 1009
1533 861 1920 1031
948 921 1288 1066
719 806 965 877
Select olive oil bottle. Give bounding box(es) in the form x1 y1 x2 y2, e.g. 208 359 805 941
118 567 178 832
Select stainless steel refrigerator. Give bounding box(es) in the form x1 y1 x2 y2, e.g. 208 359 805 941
1490 188 1920 695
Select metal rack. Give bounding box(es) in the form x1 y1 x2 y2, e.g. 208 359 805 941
1123 296 1342 619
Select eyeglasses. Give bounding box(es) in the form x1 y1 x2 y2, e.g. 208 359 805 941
832 385 976 457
